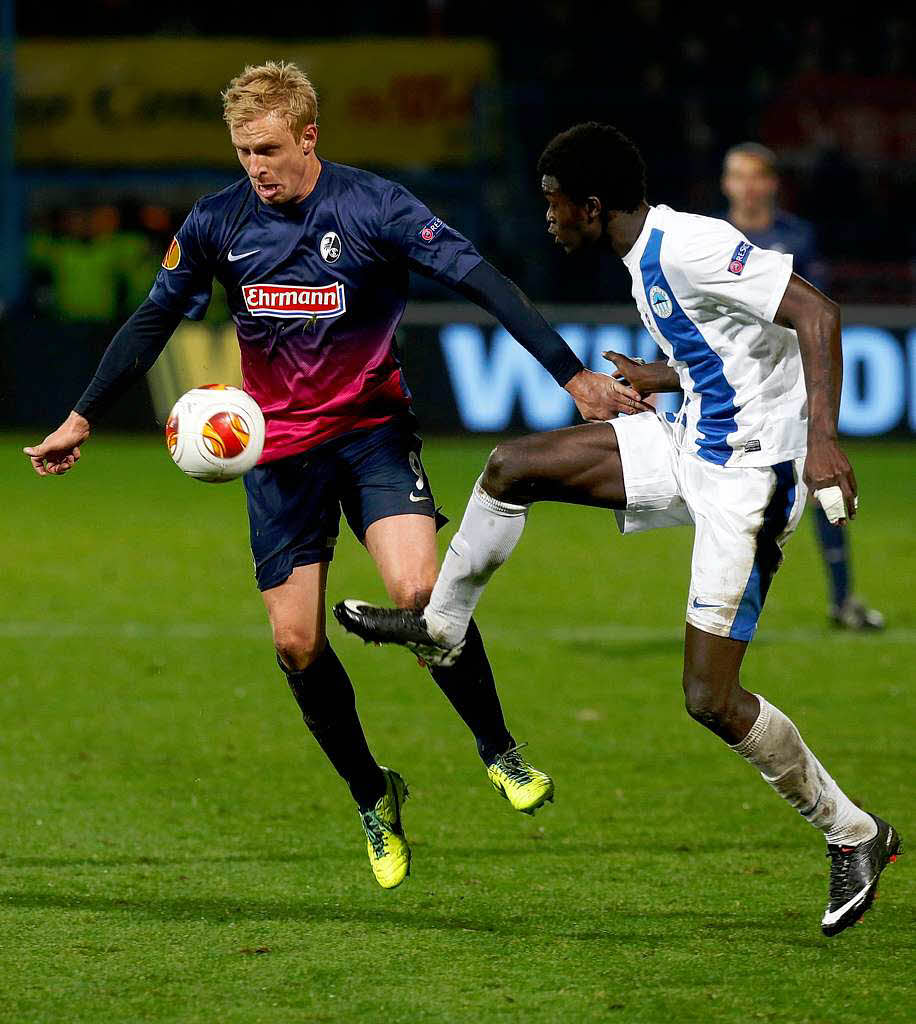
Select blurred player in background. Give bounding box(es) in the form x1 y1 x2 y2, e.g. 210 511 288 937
24 64 644 890
721 143 884 631
336 123 901 935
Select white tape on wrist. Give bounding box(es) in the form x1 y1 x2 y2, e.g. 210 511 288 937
814 486 858 524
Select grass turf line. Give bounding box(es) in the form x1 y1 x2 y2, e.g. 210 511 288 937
1 434 913 1022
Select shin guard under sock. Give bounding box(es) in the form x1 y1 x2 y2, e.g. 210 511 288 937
428 618 514 765
425 478 529 646
730 695 876 846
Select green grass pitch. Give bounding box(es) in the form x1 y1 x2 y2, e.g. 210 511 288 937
2 432 913 1023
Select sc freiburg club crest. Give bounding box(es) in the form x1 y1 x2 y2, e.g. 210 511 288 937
320 231 341 263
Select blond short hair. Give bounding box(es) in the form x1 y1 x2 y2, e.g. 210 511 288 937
222 60 318 139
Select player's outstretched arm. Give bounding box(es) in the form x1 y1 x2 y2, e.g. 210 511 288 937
23 298 183 478
453 261 651 420
774 274 856 522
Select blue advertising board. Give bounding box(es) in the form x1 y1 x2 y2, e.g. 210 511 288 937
397 309 916 437
4 307 913 438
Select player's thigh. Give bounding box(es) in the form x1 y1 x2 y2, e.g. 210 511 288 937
337 421 443 604
484 420 626 507
365 513 439 609
261 562 330 667
683 622 749 696
243 449 343 593
683 458 805 643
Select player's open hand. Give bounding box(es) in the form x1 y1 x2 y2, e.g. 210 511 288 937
804 433 857 525
24 412 91 477
602 351 680 396
564 368 653 421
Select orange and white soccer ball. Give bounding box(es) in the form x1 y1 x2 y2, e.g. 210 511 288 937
165 385 265 482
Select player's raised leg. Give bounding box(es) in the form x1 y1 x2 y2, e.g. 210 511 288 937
335 420 626 655
683 623 900 937
429 420 627 642
364 512 554 814
263 563 410 889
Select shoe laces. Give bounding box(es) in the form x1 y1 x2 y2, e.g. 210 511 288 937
392 608 426 631
826 844 857 898
373 606 429 641
360 809 389 858
494 743 532 783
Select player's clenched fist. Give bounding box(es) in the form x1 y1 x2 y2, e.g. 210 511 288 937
23 411 90 477
804 434 858 525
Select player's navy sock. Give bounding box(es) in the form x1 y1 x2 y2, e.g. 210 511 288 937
279 644 386 810
427 618 514 765
814 505 850 608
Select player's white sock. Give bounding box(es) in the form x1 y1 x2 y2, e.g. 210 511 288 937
424 477 529 647
730 695 877 846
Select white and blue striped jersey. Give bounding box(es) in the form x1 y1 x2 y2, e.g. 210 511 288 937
622 204 807 467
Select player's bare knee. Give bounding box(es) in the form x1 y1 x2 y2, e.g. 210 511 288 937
682 671 733 731
389 580 434 611
274 624 325 671
482 441 527 499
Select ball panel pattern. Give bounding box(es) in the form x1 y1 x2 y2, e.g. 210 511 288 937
202 411 250 459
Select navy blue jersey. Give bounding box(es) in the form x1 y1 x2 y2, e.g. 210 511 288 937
725 210 824 290
150 161 482 460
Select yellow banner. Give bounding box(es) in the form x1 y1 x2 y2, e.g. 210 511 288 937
17 38 496 168
147 323 243 424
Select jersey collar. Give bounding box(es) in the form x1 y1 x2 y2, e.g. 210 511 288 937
622 201 667 268
622 204 661 270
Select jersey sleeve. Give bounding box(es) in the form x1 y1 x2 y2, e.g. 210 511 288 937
379 183 482 285
148 204 214 320
677 221 793 324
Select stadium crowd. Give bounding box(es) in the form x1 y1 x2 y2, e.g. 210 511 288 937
17 6 914 308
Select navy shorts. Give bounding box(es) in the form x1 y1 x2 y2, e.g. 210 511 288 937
244 419 446 591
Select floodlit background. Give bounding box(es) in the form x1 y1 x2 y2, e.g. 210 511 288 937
2 3 914 434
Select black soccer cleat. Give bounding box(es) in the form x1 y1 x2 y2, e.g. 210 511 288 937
821 814 901 937
332 599 465 668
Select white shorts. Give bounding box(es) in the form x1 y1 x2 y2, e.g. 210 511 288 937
610 412 807 642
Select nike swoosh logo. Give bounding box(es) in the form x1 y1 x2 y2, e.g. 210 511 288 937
409 493 431 503
227 249 260 262
821 883 872 927
692 598 721 609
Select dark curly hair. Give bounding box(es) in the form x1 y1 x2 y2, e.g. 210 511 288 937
537 123 647 214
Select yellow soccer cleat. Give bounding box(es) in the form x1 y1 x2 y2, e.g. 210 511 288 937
359 767 411 889
487 744 555 815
